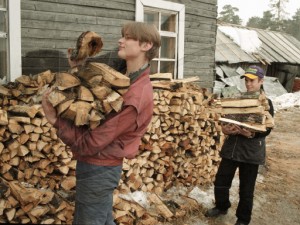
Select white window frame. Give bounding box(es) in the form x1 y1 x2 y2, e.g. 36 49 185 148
2 0 21 82
136 0 185 78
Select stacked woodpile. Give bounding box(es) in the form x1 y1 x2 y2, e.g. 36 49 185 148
0 71 76 224
213 91 274 132
0 69 224 224
114 74 224 224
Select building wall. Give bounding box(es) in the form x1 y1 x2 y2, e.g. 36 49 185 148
21 0 217 88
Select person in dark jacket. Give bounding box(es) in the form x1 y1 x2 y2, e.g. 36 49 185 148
205 65 274 225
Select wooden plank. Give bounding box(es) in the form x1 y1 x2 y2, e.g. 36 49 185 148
221 99 262 108
220 106 265 114
22 1 134 20
218 117 266 132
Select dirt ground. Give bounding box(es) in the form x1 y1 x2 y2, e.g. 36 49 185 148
165 106 300 225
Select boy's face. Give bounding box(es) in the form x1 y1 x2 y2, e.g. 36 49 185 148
118 33 143 60
244 77 263 92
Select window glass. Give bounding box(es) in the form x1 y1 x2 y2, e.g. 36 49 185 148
161 36 176 59
144 11 159 29
0 11 6 32
150 60 158 74
160 61 174 74
0 38 7 79
142 6 180 76
161 13 176 32
0 0 6 8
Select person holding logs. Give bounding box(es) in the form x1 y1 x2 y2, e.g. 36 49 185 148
42 22 161 225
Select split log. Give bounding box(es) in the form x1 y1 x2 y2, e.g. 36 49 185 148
86 62 130 88
0 110 8 125
218 117 267 132
0 85 11 96
149 73 172 81
8 105 39 118
77 85 94 102
54 72 81 91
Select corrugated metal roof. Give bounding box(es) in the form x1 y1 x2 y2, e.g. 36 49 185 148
216 24 300 65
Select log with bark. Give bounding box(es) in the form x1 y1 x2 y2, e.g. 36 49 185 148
210 91 275 132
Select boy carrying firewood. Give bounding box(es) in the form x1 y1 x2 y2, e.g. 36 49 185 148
42 22 161 225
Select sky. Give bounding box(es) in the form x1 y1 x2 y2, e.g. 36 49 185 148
218 0 300 25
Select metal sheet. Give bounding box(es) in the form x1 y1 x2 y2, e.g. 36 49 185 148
216 25 300 65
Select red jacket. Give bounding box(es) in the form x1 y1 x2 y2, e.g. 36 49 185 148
53 68 153 166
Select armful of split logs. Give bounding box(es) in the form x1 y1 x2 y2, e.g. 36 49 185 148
46 31 130 129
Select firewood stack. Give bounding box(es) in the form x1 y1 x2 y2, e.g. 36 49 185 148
0 70 224 224
212 91 274 132
113 75 225 224
0 71 76 224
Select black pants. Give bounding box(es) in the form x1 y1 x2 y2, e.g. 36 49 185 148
214 158 259 224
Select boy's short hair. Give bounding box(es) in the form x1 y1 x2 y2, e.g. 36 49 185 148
121 22 161 61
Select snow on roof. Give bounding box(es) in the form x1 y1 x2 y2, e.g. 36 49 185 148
219 26 262 54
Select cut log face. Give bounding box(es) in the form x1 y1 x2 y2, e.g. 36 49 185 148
91 84 112 100
87 62 130 88
15 75 33 86
0 110 8 125
77 67 100 82
8 105 39 118
0 84 11 96
105 91 123 112
56 99 75 116
54 73 81 91
86 75 104 87
47 90 68 107
77 86 94 102
73 101 93 126
69 31 103 61
35 70 55 86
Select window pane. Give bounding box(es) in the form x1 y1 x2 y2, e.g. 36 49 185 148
150 60 158 74
0 0 6 8
160 61 174 74
161 13 176 32
144 11 159 29
0 11 6 32
161 36 176 59
0 38 7 79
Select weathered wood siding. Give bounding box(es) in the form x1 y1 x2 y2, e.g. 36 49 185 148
21 0 217 88
179 0 217 88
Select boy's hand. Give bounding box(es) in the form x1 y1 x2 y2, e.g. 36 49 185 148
236 126 255 138
222 124 240 135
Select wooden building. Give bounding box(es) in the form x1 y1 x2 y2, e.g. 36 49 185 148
1 0 218 88
215 23 300 95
